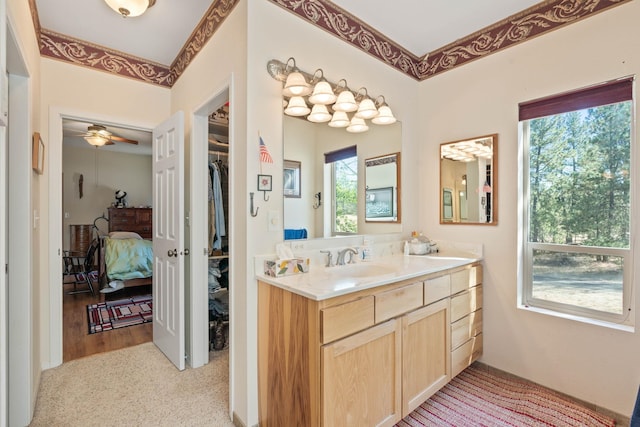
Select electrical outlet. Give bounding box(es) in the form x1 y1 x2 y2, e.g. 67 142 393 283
291 241 306 251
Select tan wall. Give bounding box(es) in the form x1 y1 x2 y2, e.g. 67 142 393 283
62 145 152 249
420 1 640 416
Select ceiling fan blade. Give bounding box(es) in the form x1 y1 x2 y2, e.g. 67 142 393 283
110 135 139 145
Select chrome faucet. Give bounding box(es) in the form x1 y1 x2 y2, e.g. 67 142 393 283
320 250 333 267
336 247 359 265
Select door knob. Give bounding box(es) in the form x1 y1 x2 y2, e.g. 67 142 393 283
182 249 190 256
168 249 178 257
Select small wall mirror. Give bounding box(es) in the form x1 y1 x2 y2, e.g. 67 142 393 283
440 134 497 225
365 152 400 222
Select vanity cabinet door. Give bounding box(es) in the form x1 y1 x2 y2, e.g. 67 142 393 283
402 298 450 416
321 320 402 427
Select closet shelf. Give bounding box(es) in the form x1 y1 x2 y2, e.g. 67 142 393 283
209 254 229 260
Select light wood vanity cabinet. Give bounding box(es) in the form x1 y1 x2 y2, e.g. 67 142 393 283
258 262 482 427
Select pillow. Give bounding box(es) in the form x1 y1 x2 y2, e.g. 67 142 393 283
108 231 142 240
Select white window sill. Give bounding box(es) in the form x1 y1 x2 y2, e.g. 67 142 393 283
517 304 634 333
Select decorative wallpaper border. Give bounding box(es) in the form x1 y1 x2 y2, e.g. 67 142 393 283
170 0 239 84
32 0 630 85
269 0 631 81
39 30 173 87
34 0 239 87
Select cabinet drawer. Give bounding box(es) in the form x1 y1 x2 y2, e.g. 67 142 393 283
375 282 423 323
451 309 482 350
321 296 375 344
450 265 482 295
424 275 450 306
450 285 482 322
451 333 483 378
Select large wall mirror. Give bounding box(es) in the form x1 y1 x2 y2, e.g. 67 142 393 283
283 115 402 239
440 134 497 225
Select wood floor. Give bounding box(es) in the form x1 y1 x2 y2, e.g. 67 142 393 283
63 279 152 362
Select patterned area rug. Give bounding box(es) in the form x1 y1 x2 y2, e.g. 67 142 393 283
87 295 152 334
397 366 615 427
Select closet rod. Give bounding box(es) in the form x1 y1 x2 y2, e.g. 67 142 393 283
208 151 229 156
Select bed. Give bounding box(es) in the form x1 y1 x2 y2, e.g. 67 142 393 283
98 231 153 294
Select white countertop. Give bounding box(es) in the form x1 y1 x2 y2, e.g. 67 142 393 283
256 252 481 301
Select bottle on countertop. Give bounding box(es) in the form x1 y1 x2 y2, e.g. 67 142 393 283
404 240 410 256
362 237 373 261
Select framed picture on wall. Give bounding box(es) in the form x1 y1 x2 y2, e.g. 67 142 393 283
283 159 301 198
32 132 45 175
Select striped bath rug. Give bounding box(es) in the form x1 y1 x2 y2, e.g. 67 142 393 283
397 365 615 427
87 295 152 334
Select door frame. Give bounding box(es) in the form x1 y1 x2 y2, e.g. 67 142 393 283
189 80 233 415
47 107 156 367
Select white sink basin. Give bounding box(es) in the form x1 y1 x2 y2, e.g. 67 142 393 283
327 263 397 279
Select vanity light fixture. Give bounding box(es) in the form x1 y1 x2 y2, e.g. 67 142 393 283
266 57 397 133
308 69 337 105
332 80 358 113
284 96 311 117
282 58 312 97
371 96 397 125
307 104 332 123
354 88 379 119
346 116 369 133
328 111 350 128
104 0 156 17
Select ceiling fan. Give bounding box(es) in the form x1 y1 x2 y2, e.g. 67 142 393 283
79 124 139 147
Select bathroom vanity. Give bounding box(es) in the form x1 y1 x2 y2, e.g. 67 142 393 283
257 255 482 426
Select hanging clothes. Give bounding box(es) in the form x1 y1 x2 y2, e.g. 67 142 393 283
209 160 226 251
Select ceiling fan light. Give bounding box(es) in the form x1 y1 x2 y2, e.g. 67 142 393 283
104 0 154 17
284 96 310 117
308 81 337 105
307 104 332 123
282 71 311 97
371 105 397 125
84 135 110 146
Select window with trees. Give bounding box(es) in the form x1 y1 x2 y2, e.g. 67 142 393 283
325 146 358 234
519 77 634 325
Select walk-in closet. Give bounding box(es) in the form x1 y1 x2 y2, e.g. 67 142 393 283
207 103 230 351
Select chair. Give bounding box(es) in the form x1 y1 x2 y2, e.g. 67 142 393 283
62 238 99 296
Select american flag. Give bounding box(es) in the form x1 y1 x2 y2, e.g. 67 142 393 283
259 136 273 164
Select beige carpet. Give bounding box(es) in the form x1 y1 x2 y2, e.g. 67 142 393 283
30 343 234 427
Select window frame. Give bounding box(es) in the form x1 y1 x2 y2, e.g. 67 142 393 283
519 78 635 327
328 151 358 236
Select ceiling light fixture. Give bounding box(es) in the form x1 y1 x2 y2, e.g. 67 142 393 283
105 0 156 17
84 135 110 146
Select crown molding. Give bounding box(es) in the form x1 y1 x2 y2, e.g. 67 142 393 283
269 0 631 81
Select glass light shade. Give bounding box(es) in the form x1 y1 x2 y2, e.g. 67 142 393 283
346 117 368 133
84 135 109 146
282 72 311 97
332 90 358 112
104 0 150 17
307 104 332 123
371 105 397 124
328 111 350 128
308 81 337 105
283 96 310 117
355 98 379 119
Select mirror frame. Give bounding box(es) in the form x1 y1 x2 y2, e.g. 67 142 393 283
439 134 497 225
364 152 401 224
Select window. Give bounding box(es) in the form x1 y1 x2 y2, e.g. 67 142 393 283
519 77 633 324
325 146 358 234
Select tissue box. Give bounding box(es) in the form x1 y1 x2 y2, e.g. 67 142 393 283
264 258 310 277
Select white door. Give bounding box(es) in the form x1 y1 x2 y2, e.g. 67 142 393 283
152 111 185 370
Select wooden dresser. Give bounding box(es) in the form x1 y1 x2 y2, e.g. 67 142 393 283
108 207 152 239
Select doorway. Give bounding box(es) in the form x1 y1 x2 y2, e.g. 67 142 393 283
60 119 153 361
